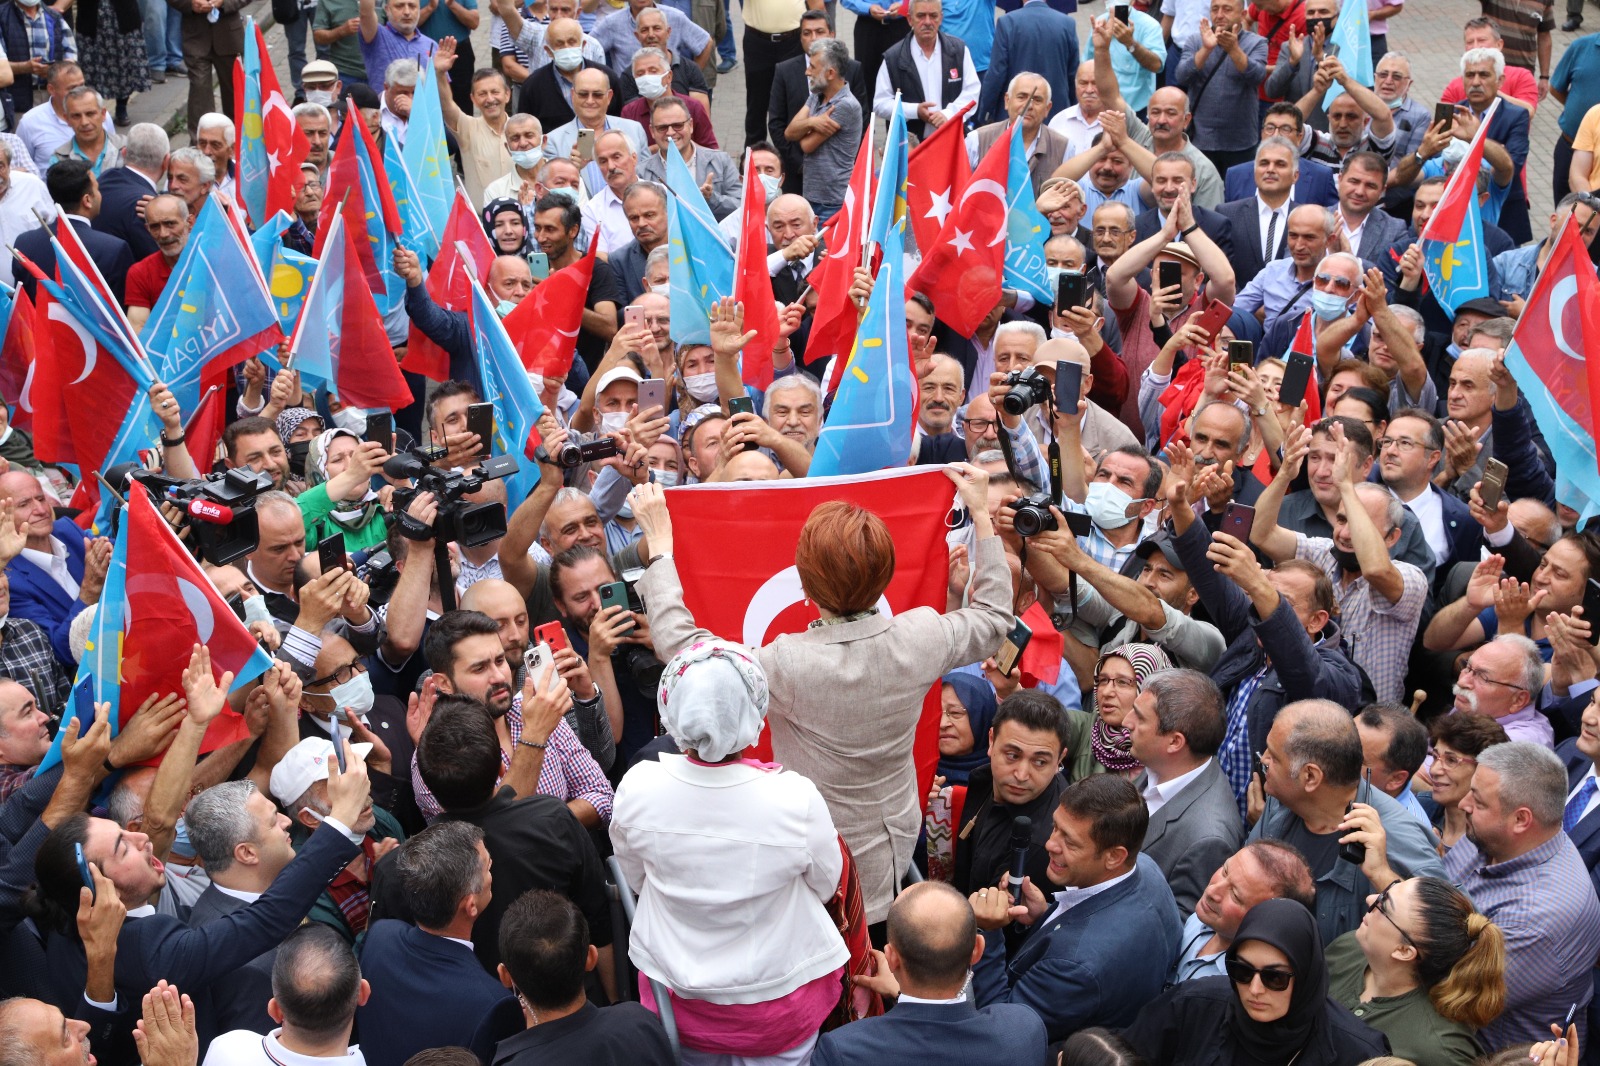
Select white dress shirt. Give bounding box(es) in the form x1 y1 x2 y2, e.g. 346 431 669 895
1039 866 1136 927
872 39 980 123
20 538 79 599
1141 758 1212 816
1400 483 1449 566
1255 193 1291 261
1047 104 1102 159
212 884 264 904
580 183 633 255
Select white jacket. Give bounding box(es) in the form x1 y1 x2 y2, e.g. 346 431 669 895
610 755 849 1004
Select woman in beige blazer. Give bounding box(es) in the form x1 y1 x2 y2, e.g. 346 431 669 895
627 464 1013 924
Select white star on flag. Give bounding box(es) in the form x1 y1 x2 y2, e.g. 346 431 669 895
950 228 974 255
925 187 952 227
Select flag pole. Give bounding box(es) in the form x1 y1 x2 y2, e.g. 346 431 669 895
92 471 127 509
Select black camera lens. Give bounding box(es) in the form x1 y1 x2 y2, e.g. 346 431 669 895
1009 493 1058 538
1001 387 1034 416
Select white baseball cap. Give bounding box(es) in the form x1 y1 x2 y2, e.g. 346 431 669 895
592 366 644 397
269 736 372 808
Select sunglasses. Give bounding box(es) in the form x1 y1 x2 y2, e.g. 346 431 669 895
1226 958 1295 992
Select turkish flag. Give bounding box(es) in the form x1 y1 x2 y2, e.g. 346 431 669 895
121 484 262 754
234 21 308 224
906 102 973 255
907 121 1009 335
1514 220 1598 443
403 189 494 381
331 219 413 413
184 383 227 473
502 230 596 382
0 287 36 433
1287 312 1324 423
733 153 781 390
29 286 74 464
316 117 399 297
805 127 872 384
664 467 954 802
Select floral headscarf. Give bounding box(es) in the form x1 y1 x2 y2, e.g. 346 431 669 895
1090 643 1173 773
657 638 770 762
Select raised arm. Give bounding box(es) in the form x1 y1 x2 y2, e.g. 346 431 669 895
1250 422 1309 563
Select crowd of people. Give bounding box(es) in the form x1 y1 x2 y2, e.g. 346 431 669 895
1 0 1600 1062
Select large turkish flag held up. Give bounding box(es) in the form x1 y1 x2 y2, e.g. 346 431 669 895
663 467 954 802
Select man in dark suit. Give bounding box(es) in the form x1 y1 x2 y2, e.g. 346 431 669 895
968 775 1183 1042
1377 409 1484 592
91 123 169 262
1556 718 1600 1048
1215 136 1299 289
168 0 247 146
357 822 514 1065
1337 152 1409 266
0 471 106 665
977 0 1078 125
814 881 1049 1066
768 11 867 195
1133 153 1234 266
516 32 619 138
1126 670 1244 917
1222 104 1339 207
12 158 132 303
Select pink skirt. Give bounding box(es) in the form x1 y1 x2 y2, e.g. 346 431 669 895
639 967 844 1057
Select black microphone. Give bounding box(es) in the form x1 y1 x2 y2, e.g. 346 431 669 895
1008 816 1032 905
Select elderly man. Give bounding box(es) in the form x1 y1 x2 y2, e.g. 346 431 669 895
193 112 235 199
1445 743 1600 1048
980 0 1078 129
588 0 713 80
1047 61 1110 157
1171 840 1317 981
515 17 616 138
1252 424 1429 703
638 95 738 218
621 47 717 147
489 0 606 83
293 99 334 177
166 145 215 217
1175 0 1267 176
124 193 192 332
91 122 166 260
378 58 421 146
357 0 435 91
875 0 980 140
1090 33 1224 208
1372 52 1431 160
579 129 641 255
785 38 862 222
1260 248 1364 358
544 66 647 165
767 192 817 301
480 113 546 206
1250 699 1446 944
967 73 1065 195
434 43 515 205
768 11 866 194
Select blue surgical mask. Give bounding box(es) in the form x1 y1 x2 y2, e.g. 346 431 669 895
1084 481 1138 530
496 299 518 317
544 185 579 206
759 173 782 201
510 148 542 169
242 594 273 627
552 47 584 71
1045 265 1066 295
1310 290 1348 321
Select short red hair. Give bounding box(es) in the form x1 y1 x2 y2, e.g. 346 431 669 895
794 500 896 616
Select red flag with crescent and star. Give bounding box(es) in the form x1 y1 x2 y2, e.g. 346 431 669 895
501 229 597 383
805 126 873 386
662 467 954 806
905 101 973 254
119 483 274 753
907 121 1010 336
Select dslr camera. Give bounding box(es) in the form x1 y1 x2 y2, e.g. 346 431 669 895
1000 366 1054 416
116 466 275 565
1009 492 1059 537
385 445 519 548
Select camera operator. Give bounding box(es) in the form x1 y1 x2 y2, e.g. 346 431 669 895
547 545 662 770
367 491 459 702
461 577 616 772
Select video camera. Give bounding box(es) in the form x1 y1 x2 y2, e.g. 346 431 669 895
537 437 619 470
383 445 519 548
112 466 275 565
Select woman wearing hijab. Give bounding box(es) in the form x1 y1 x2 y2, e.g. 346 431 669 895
483 199 535 263
1326 878 1505 1066
296 428 390 551
1071 644 1173 781
610 639 849 1066
1122 897 1388 1066
925 672 1000 881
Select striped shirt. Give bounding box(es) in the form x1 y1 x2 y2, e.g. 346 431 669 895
1444 832 1600 1049
1481 0 1553 72
410 693 614 821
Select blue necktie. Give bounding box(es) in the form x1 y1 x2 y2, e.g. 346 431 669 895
1565 777 1597 834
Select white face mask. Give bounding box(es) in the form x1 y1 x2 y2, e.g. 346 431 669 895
636 73 667 99
327 673 375 721
651 468 679 487
683 372 718 402
0 425 13 447
650 282 670 296
598 411 628 434
242 594 274 626
758 173 782 201
332 406 367 434
1084 481 1139 530
552 46 584 71
510 148 542 169
306 89 336 107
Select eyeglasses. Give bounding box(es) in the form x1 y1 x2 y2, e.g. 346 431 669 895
653 120 689 134
1314 272 1356 293
1367 882 1417 946
1225 958 1295 992
940 706 968 722
1377 436 1428 453
1427 746 1478 771
962 417 998 434
1094 675 1138 692
309 660 368 688
1092 226 1129 236
1458 661 1529 692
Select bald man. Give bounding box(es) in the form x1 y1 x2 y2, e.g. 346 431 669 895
0 471 111 663
1249 699 1446 944
813 882 1048 1066
0 998 98 1066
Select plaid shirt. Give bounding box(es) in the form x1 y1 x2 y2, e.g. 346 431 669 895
1219 663 1269 819
411 694 614 822
22 7 75 62
0 618 70 714
1295 534 1427 704
0 763 32 803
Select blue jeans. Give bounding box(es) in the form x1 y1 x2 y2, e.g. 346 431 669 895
164 5 184 70
140 0 167 72
283 11 312 91
716 0 735 60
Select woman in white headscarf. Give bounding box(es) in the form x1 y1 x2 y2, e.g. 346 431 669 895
296 428 389 552
611 639 848 1066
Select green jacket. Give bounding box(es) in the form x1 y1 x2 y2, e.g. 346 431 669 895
297 482 389 553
